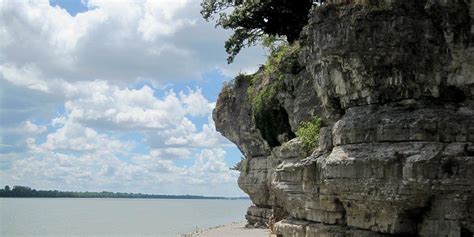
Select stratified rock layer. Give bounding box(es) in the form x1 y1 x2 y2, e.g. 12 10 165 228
213 0 474 236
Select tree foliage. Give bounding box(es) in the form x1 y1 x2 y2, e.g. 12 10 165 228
0 185 247 199
201 0 313 63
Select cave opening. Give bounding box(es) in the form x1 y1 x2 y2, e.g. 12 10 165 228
254 97 295 148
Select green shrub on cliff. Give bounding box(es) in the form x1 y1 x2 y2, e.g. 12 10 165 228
247 41 300 99
263 39 301 76
249 42 301 111
296 117 322 152
251 82 292 147
242 42 302 147
250 77 285 118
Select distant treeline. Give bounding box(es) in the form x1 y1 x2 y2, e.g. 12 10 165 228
0 185 249 200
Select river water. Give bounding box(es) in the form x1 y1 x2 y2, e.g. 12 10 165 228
0 198 250 236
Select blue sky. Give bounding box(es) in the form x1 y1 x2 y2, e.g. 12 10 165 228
49 0 90 15
0 0 265 196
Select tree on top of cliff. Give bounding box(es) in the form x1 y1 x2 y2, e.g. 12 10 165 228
201 0 313 63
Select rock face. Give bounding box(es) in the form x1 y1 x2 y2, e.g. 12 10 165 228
213 0 474 236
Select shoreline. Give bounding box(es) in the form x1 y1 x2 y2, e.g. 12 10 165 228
182 221 269 237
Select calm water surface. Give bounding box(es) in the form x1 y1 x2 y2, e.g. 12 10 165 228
0 198 250 236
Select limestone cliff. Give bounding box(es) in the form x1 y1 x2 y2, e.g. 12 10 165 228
213 0 474 236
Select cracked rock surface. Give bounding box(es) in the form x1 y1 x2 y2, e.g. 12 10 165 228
213 0 473 236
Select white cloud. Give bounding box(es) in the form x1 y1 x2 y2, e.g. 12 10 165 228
0 0 251 196
0 0 264 84
0 77 237 193
189 116 228 147
150 147 192 160
2 75 217 134
51 116 67 127
41 119 127 153
0 147 240 196
22 121 47 135
185 148 237 185
47 79 228 148
64 84 186 130
179 88 214 117
138 0 195 41
148 115 229 149
0 64 49 92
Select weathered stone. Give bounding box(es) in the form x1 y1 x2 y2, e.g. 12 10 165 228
246 206 272 228
213 76 270 158
275 219 308 237
238 157 270 206
213 0 473 236
272 139 307 160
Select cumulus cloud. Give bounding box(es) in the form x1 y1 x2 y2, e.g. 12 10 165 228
41 120 127 153
0 0 250 196
138 0 195 40
0 147 239 195
22 121 47 135
0 77 237 194
0 64 50 92
0 0 264 84
65 84 186 130
0 120 47 154
179 88 214 117
150 147 192 160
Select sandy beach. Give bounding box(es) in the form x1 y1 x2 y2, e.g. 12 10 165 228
182 221 270 237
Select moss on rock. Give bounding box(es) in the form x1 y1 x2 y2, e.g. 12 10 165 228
245 43 302 147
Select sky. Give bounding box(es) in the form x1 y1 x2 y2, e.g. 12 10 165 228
0 0 266 196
